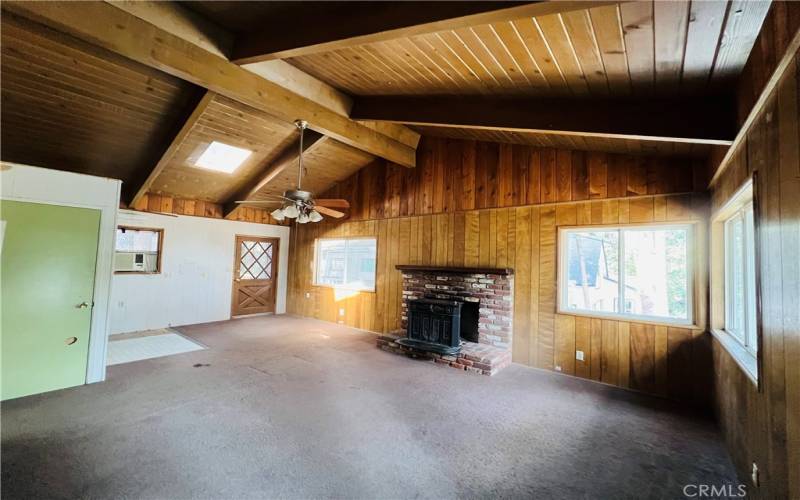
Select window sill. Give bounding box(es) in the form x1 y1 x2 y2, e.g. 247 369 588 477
556 309 698 330
312 283 375 293
710 329 758 385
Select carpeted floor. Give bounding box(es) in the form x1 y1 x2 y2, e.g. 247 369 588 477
1 315 738 499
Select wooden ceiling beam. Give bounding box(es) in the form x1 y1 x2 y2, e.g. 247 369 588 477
223 131 328 218
242 60 421 150
230 1 617 64
127 90 215 207
106 0 233 58
350 95 738 145
4 1 417 167
105 1 420 151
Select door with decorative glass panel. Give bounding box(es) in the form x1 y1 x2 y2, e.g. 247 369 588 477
231 236 278 316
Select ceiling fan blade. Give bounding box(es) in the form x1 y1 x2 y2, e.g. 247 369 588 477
315 205 346 219
314 198 350 208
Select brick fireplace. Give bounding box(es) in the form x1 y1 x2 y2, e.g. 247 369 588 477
377 265 514 375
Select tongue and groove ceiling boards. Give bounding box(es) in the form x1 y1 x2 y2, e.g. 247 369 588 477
0 13 199 189
0 1 773 207
280 1 769 97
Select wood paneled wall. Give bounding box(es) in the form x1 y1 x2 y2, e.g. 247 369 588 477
710 51 800 499
130 193 286 225
736 1 800 125
289 138 711 405
323 138 704 221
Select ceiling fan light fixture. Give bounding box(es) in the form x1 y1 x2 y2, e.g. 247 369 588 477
270 208 286 221
297 212 310 224
308 210 323 223
282 204 300 218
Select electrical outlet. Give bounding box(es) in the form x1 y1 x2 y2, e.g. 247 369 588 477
339 308 345 316
555 365 562 372
751 462 759 487
305 292 311 299
576 350 585 361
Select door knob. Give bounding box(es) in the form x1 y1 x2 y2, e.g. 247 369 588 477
77 302 90 309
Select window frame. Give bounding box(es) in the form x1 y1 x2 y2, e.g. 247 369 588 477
312 236 377 292
723 202 757 354
113 225 164 275
557 221 696 327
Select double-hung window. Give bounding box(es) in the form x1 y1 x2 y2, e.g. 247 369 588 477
558 223 694 325
723 202 757 354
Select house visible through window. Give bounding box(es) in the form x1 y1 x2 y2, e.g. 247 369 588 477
314 237 377 291
114 226 163 273
559 224 693 324
724 201 757 354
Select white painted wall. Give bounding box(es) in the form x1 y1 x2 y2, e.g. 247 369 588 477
1 162 121 384
110 210 290 335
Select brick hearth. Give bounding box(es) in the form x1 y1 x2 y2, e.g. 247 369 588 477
377 334 512 376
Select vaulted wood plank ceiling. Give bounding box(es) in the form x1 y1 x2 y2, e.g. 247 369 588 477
248 139 377 206
0 0 778 215
146 93 298 202
0 12 199 187
283 0 769 97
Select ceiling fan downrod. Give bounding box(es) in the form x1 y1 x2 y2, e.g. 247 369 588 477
294 119 307 191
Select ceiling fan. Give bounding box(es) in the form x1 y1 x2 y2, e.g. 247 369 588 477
235 120 349 223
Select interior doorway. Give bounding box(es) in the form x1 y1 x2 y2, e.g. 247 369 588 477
231 235 279 317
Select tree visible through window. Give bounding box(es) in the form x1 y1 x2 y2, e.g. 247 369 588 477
559 224 693 324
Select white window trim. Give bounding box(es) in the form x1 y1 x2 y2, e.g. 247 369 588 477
312 236 377 292
710 178 759 385
723 202 757 355
557 222 696 327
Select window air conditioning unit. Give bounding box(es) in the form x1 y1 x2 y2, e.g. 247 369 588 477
114 252 145 271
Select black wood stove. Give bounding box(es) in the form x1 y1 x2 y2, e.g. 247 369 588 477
397 298 463 355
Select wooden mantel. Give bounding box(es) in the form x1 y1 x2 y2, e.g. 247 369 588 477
395 265 514 276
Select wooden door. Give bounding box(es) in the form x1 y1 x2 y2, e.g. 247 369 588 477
1 200 100 400
231 235 279 316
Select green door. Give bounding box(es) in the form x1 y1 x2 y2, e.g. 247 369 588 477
1 200 101 400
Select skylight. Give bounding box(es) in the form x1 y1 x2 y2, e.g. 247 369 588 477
194 141 252 173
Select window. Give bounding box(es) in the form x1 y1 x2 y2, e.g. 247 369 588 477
114 226 163 273
724 202 757 354
710 179 758 383
314 237 377 291
558 224 693 324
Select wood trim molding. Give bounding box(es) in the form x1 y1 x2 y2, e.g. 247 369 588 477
4 1 417 167
396 265 514 275
231 1 618 63
708 28 800 187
